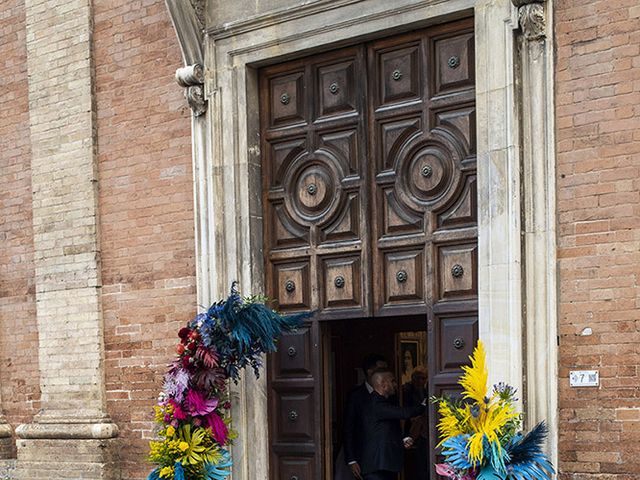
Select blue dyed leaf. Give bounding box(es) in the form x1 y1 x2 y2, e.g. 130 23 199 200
204 449 233 480
174 462 185 480
147 468 161 480
441 435 473 470
478 466 507 480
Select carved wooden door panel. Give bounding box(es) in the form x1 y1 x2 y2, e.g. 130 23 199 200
366 19 478 470
260 45 370 480
261 46 371 320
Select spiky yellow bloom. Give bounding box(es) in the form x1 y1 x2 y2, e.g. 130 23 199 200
165 425 175 437
436 401 466 446
459 341 488 404
466 398 519 465
159 466 174 479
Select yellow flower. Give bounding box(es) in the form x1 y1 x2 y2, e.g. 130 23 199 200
165 425 175 437
175 424 219 466
159 466 174 478
459 341 488 404
178 441 190 452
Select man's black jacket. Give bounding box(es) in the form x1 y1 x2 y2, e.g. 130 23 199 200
343 383 371 465
360 391 425 475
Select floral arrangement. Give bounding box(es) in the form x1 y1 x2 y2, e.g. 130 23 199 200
434 341 555 480
148 284 308 480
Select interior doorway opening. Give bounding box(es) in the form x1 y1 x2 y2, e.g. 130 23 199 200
325 316 431 480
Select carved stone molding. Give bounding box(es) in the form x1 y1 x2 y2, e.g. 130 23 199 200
519 3 546 40
511 0 544 7
189 0 205 30
176 64 207 116
165 0 206 115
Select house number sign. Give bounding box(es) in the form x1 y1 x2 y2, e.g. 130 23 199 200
569 370 599 387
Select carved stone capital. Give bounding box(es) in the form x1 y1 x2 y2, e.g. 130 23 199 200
518 2 546 41
176 64 207 116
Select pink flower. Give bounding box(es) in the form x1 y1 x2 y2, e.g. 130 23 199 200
435 464 457 479
169 399 187 420
185 389 218 416
205 411 228 445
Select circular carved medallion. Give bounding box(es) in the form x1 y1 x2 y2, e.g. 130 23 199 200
406 146 450 202
283 149 345 225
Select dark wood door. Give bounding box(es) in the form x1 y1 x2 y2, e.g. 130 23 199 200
260 17 477 480
366 20 478 472
260 45 371 480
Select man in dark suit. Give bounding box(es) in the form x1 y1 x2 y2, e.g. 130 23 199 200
360 368 426 480
402 366 429 480
343 354 388 479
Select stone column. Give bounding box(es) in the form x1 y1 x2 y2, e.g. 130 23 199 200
513 0 559 467
16 0 119 477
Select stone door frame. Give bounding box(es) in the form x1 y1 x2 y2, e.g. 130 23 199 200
166 0 558 478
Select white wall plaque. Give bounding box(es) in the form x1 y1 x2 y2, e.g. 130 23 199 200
569 370 599 387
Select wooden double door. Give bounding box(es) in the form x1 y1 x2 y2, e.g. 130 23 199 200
260 18 477 480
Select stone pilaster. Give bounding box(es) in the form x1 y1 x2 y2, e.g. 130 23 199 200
17 0 119 477
513 0 559 468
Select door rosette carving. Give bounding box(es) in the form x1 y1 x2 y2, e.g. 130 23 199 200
282 148 346 226
393 127 466 211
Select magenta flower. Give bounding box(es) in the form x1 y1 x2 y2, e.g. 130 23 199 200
168 399 187 420
185 389 218 416
205 411 229 445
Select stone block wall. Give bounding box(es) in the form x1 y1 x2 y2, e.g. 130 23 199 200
555 1 640 478
93 0 195 478
0 0 40 444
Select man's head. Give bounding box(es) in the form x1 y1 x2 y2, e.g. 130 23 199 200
411 365 428 390
362 354 388 383
370 368 397 398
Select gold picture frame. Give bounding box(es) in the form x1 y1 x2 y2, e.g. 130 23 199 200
395 331 427 401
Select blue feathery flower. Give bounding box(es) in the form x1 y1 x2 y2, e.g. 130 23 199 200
505 422 555 480
198 282 311 381
441 435 473 470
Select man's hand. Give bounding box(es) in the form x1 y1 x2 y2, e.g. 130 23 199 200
403 436 414 449
349 462 362 479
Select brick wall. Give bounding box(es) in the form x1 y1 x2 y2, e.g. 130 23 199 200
92 0 195 478
0 0 40 432
555 1 640 479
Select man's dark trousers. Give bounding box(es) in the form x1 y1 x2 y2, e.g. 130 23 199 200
363 471 396 480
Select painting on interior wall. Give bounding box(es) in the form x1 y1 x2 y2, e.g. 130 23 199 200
395 331 427 399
